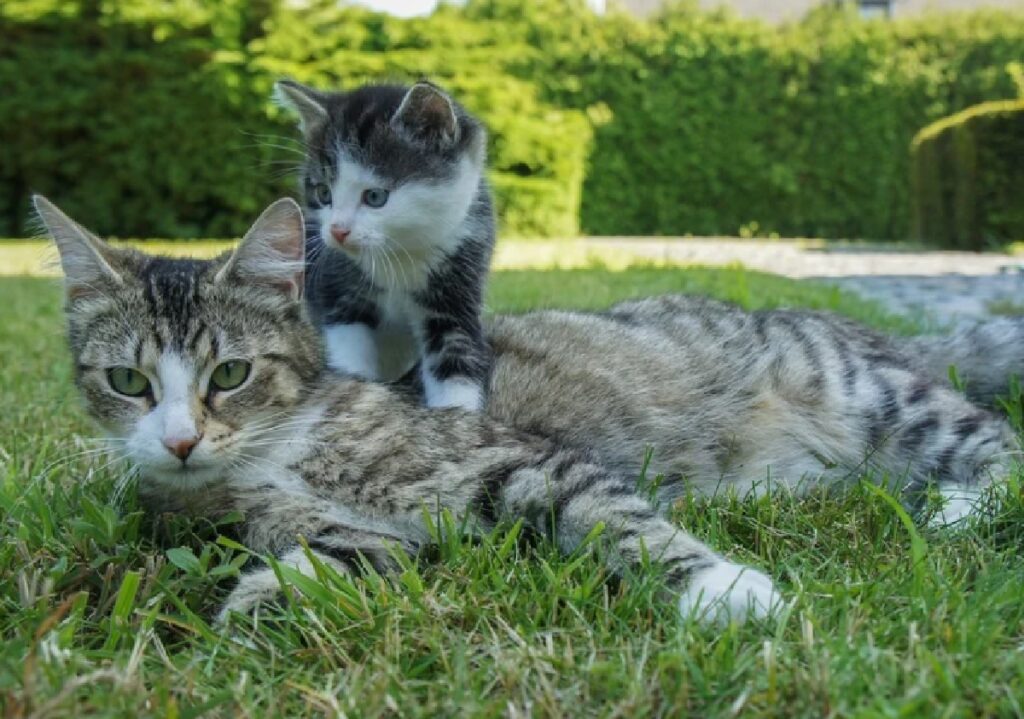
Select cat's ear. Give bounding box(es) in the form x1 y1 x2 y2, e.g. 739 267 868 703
33 195 123 299
391 82 459 148
216 198 305 301
274 80 329 137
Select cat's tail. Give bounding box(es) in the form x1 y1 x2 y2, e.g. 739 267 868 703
907 316 1024 406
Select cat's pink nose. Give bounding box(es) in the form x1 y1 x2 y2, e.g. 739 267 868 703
330 225 350 244
164 435 200 461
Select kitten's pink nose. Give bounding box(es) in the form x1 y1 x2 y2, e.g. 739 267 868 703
164 435 200 461
330 225 350 244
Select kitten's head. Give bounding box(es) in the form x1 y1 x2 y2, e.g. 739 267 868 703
275 80 486 265
37 196 323 492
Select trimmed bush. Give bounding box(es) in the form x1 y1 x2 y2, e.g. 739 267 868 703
525 7 1024 239
911 99 1024 250
1 1 1023 240
0 0 590 239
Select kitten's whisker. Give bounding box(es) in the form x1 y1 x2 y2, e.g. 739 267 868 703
381 245 405 290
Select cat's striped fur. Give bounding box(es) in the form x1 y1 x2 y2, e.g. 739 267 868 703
486 295 1021 523
39 197 1022 624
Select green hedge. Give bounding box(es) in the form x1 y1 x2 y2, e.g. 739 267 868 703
1 0 1023 240
519 5 1024 239
0 0 590 238
911 99 1024 250
0 1 286 238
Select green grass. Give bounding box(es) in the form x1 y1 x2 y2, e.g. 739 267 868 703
2 263 1023 718
988 298 1024 317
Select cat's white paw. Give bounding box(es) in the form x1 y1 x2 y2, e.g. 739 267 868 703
928 486 984 528
216 547 323 624
423 375 483 411
323 323 379 379
217 566 291 623
679 561 781 624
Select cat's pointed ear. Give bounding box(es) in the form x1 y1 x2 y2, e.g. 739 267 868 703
391 82 459 148
216 198 305 301
33 195 123 299
274 79 329 137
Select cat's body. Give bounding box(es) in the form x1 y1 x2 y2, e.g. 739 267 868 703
485 295 1021 518
276 80 495 410
38 197 1022 625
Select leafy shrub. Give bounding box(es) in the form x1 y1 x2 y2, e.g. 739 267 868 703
1 0 1022 240
524 6 1024 239
911 98 1024 250
0 0 590 238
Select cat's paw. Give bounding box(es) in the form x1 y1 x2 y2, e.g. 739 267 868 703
423 376 484 411
678 561 781 624
216 547 325 624
217 566 291 623
323 323 379 379
928 486 984 528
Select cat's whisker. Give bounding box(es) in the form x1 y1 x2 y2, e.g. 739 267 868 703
378 247 398 289
380 244 409 291
235 132 308 156
110 468 141 509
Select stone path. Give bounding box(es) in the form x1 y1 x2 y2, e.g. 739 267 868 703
588 238 1024 325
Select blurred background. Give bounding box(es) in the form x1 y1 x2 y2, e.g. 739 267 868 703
0 0 1022 250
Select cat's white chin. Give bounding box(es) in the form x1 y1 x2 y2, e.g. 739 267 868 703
142 464 223 492
678 561 782 625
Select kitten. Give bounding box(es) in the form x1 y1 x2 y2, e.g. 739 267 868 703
40 197 1021 623
275 79 495 411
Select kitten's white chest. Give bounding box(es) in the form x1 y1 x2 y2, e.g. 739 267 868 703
377 291 422 380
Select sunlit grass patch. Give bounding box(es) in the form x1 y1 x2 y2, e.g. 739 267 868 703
1 267 1021 717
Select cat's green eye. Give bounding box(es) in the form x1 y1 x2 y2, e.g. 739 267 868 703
210 360 251 392
312 183 332 206
362 188 389 208
107 367 150 397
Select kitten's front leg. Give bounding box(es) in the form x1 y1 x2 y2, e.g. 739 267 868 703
323 322 379 379
419 311 490 411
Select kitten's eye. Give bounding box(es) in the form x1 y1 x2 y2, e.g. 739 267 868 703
362 188 389 208
107 367 150 397
312 183 332 206
210 360 251 392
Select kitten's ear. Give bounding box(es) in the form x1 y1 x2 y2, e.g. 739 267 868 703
32 195 123 299
216 198 305 301
391 82 459 148
274 79 329 137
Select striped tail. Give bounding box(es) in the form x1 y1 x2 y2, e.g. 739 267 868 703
908 316 1024 407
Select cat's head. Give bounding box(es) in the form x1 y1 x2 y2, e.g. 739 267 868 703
36 196 323 492
274 80 486 264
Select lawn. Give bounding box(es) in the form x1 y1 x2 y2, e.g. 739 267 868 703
2 249 1023 717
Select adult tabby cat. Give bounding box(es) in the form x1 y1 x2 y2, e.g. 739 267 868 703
275 79 494 411
38 197 1022 624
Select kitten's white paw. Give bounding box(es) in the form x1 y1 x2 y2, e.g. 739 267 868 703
423 375 483 411
323 323 378 379
679 561 781 624
928 486 984 528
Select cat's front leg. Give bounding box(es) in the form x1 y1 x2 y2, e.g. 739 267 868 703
218 521 416 622
495 449 783 624
323 322 379 379
218 545 347 622
418 311 490 411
